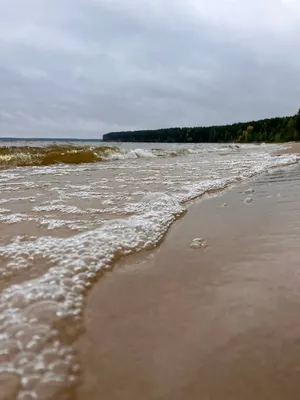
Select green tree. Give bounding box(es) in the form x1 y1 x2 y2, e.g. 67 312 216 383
243 125 254 142
102 111 300 143
295 109 300 140
284 118 296 142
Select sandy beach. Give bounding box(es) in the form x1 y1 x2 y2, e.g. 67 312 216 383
76 144 300 400
275 142 300 155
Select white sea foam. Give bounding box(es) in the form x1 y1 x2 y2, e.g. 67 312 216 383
0 194 184 398
102 145 239 160
0 208 11 214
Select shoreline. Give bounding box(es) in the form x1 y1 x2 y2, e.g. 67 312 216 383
0 142 298 399
76 150 300 399
275 141 300 155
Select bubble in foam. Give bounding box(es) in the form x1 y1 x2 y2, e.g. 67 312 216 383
0 339 20 363
23 301 59 324
21 374 41 391
243 197 253 205
15 324 51 349
34 372 67 400
190 238 207 249
49 360 70 375
17 391 38 400
41 348 60 365
142 192 170 202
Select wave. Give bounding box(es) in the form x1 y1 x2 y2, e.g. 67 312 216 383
0 143 244 167
0 144 119 167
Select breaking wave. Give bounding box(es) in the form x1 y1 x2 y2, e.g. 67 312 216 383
0 144 243 167
0 145 118 167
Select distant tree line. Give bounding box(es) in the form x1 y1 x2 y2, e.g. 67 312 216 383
103 110 300 143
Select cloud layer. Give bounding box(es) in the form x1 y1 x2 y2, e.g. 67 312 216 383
0 0 300 138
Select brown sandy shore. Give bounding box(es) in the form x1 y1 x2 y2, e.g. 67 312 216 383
76 144 300 400
276 141 300 154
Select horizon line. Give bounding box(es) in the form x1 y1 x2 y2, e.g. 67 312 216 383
0 137 103 141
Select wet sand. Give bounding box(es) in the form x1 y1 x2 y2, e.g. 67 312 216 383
76 149 300 399
276 141 300 155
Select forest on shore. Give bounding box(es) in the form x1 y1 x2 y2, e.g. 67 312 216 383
103 110 300 143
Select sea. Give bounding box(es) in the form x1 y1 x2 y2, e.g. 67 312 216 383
0 140 298 399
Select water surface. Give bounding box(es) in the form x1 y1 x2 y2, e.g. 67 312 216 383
0 142 297 399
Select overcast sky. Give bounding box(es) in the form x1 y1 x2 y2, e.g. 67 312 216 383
0 0 299 138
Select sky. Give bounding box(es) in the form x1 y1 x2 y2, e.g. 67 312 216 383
0 0 300 138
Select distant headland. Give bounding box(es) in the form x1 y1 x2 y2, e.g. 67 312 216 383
103 111 300 143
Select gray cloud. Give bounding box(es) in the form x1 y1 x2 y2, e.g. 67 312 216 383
0 0 300 138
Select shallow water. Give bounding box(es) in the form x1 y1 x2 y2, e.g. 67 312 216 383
0 142 298 399
77 164 300 400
